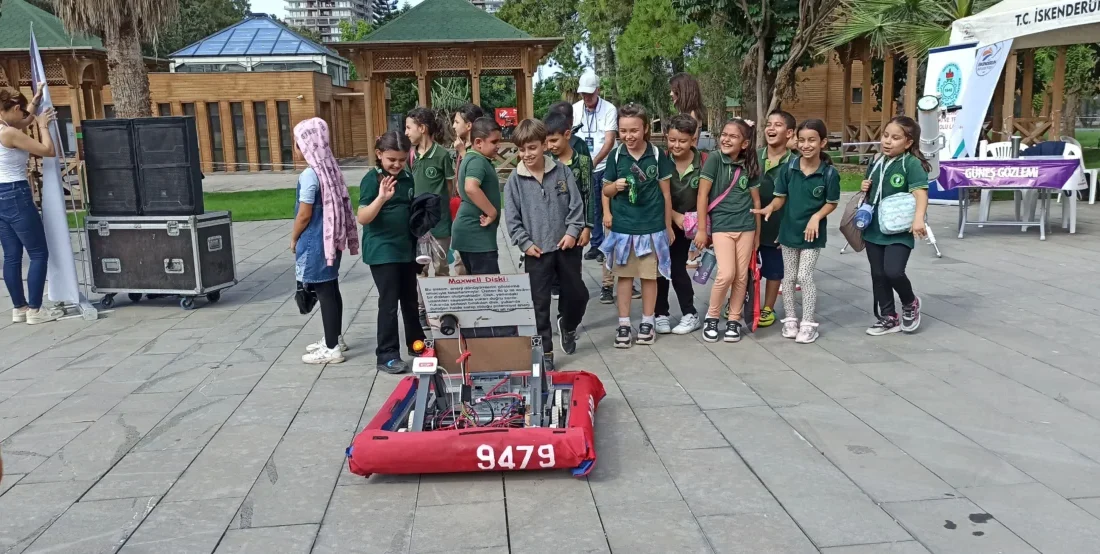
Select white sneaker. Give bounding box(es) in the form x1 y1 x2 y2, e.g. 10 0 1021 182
672 313 701 335
795 322 819 344
12 308 28 323
781 317 799 339
302 345 345 364
307 335 347 353
26 305 65 325
655 315 672 334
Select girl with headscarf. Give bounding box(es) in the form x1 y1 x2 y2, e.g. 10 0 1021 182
291 117 359 364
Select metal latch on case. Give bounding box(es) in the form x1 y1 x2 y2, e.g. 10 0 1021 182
164 258 185 274
96 221 109 236
101 258 121 273
166 221 180 236
207 235 223 252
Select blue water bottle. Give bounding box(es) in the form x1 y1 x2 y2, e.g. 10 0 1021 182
854 203 874 230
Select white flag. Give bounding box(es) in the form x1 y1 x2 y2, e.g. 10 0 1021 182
29 29 84 306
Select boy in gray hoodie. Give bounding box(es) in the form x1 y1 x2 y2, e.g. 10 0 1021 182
504 119 589 368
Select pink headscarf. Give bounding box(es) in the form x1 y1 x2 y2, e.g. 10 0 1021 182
294 118 359 266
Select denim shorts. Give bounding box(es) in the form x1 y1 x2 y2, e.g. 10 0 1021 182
758 244 783 280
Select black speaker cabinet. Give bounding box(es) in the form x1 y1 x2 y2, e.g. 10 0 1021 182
85 212 236 297
84 117 204 216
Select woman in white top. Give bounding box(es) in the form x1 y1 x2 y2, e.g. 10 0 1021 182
0 86 62 324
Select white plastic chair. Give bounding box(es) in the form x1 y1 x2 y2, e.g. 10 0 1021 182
1021 142 1086 234
1063 137 1098 204
977 141 1028 226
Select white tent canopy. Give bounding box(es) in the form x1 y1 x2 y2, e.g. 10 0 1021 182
951 0 1100 48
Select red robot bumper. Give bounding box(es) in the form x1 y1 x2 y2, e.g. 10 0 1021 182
347 371 605 477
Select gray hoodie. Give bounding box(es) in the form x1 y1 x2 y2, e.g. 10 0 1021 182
504 155 585 254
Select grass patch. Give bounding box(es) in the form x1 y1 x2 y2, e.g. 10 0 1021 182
202 187 360 222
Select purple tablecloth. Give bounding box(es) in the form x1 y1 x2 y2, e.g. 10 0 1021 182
939 157 1080 190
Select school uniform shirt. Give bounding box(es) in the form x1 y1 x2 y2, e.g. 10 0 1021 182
556 149 596 228
451 150 501 253
358 168 416 265
701 152 760 233
570 135 591 159
757 148 793 246
410 142 456 239
864 153 929 249
602 142 676 235
773 157 841 249
668 148 704 215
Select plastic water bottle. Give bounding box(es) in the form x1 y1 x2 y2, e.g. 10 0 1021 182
854 203 874 230
693 248 717 284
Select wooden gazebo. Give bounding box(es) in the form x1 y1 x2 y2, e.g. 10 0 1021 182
334 0 560 164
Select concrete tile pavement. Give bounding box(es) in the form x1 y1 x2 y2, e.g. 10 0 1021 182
2 202 1100 552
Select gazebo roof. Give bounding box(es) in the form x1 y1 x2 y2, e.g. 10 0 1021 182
0 0 103 52
171 13 344 59
346 0 551 46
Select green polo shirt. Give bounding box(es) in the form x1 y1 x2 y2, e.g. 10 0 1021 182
570 135 591 159
358 168 416 265
411 142 456 238
451 151 500 253
668 148 704 215
557 149 595 228
701 153 760 233
773 158 841 249
758 148 793 246
864 153 929 248
602 143 675 235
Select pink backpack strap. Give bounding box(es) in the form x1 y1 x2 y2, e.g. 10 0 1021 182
707 167 741 212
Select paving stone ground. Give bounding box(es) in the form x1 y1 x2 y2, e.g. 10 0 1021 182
4 198 1100 553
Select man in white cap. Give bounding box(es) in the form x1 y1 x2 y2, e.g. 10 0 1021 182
573 71 617 263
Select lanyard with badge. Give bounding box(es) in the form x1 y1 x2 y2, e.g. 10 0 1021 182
584 98 600 150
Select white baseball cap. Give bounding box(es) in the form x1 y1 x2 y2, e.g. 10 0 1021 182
577 72 599 94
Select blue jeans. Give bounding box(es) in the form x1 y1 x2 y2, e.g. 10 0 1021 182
0 181 49 309
591 168 605 248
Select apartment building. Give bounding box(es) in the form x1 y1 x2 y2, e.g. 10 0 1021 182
285 0 376 43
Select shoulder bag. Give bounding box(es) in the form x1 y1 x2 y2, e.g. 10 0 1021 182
684 167 741 238
873 155 916 235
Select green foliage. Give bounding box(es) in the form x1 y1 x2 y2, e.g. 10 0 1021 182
289 24 324 44
820 0 996 58
388 78 419 116
578 0 636 101
498 0 585 87
1033 45 1100 113
148 0 251 56
687 17 741 128
432 78 471 111
617 0 697 110
338 19 373 41
534 75 565 118
480 76 518 113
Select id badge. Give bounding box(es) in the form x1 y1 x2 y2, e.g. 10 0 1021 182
585 136 594 149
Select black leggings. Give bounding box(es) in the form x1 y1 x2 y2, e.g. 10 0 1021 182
656 224 696 317
866 242 915 318
312 279 343 349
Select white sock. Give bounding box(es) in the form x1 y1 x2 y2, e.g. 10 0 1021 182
642 314 655 326
618 317 631 327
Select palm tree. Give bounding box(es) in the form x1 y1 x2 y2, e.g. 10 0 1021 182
819 0 995 58
49 0 179 118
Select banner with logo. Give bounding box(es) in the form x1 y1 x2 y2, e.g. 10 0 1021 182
29 30 85 307
939 158 1079 190
950 0 1100 50
948 39 1013 160
923 43 976 203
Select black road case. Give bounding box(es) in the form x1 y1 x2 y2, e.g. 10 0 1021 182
86 212 237 309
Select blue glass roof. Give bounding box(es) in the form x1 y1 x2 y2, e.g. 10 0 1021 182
170 14 342 59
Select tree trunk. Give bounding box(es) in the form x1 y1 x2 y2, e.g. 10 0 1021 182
104 19 152 118
755 35 767 144
1063 92 1079 138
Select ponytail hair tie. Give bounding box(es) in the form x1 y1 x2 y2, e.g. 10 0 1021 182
743 119 755 127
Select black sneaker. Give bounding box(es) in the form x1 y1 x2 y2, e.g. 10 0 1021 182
702 317 721 342
542 352 555 371
723 320 742 342
866 316 901 336
599 286 614 304
636 322 656 345
418 309 430 330
377 358 409 374
901 295 921 333
551 286 561 300
584 247 602 261
631 286 641 299
614 325 633 348
557 316 577 355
